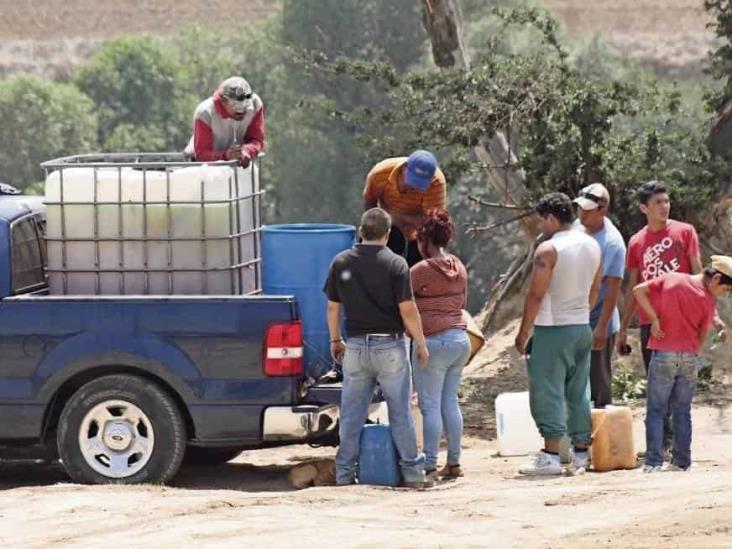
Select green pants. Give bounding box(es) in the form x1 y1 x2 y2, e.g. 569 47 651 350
527 324 593 445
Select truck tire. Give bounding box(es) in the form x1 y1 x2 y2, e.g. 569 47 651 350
183 446 244 466
57 374 186 485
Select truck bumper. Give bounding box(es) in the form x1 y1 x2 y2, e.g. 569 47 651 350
263 404 339 441
262 402 386 442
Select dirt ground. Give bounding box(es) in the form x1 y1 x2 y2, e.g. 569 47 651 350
2 321 732 548
1 407 731 548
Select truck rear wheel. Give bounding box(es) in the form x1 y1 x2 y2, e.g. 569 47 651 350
57 374 186 484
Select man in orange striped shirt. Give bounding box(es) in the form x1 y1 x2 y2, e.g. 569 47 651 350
363 150 446 266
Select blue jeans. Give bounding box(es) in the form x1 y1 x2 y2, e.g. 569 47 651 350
645 351 699 468
412 328 471 471
336 335 425 484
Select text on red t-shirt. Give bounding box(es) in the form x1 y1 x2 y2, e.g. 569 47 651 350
627 219 700 324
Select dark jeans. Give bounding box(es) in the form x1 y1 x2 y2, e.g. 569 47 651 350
590 332 615 408
641 324 673 449
645 352 699 468
387 225 422 267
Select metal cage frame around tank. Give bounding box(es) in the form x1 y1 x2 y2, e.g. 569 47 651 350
41 152 264 296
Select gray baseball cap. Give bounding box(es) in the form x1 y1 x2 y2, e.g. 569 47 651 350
218 76 255 115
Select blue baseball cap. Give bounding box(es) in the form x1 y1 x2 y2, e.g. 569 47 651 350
404 150 437 191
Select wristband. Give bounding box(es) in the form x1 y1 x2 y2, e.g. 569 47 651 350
331 338 343 343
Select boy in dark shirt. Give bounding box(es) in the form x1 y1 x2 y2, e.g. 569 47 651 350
633 256 732 472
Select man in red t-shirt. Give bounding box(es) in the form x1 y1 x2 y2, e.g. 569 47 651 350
617 181 717 454
633 256 732 472
617 181 705 369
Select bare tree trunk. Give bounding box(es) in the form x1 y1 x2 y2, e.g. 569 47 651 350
420 0 537 331
700 191 732 326
421 0 470 70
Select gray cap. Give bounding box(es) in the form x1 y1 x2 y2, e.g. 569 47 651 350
218 76 254 114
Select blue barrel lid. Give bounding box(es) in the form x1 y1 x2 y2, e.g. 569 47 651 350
263 223 355 234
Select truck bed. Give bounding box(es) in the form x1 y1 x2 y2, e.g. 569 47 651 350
0 294 304 444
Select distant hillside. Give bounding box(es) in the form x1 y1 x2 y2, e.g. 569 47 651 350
0 0 279 78
544 0 718 77
0 0 279 39
0 0 719 79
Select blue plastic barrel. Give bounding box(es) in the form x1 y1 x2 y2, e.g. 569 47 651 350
357 424 401 486
262 223 356 378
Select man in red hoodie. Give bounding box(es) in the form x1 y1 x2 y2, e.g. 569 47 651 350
184 76 265 167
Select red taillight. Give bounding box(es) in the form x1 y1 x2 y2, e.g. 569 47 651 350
264 321 304 377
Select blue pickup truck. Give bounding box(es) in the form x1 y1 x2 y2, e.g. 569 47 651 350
0 192 348 485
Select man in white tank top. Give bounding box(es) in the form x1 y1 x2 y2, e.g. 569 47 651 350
515 192 602 475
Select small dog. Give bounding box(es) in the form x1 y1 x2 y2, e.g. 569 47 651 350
288 458 336 489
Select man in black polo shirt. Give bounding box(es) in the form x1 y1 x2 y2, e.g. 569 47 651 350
324 207 430 487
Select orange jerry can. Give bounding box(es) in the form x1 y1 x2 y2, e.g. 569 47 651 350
591 406 637 472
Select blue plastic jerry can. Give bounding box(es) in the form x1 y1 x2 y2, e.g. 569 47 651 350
357 423 400 486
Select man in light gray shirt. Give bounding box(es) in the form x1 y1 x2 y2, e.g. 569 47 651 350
515 192 602 475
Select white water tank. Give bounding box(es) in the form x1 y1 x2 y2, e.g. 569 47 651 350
45 162 259 295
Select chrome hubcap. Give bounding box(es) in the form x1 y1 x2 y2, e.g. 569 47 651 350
103 421 134 451
78 400 155 479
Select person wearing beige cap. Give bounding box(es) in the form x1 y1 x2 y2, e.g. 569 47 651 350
573 183 627 408
632 256 732 472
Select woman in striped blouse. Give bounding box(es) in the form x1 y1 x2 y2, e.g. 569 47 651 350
410 209 470 479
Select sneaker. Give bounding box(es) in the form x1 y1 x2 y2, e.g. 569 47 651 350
664 463 689 472
425 469 439 482
642 464 662 473
518 451 562 476
572 450 589 470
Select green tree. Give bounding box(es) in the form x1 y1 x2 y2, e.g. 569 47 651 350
303 7 723 234
298 6 730 312
705 0 732 110
169 25 237 99
270 0 429 224
282 0 426 73
0 75 98 190
75 35 186 151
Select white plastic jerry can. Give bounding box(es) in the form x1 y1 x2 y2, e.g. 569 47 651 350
495 391 543 456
